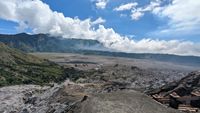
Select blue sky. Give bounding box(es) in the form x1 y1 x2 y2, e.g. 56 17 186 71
0 0 200 56
0 0 198 40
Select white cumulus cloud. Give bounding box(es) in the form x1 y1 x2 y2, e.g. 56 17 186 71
131 10 144 20
95 0 109 9
114 0 161 21
153 0 200 35
114 2 138 11
130 0 161 20
0 0 200 56
92 17 106 25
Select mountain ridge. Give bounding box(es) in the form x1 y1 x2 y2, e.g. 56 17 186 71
0 33 200 67
0 33 104 52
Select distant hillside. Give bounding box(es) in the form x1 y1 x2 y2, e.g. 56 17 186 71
0 33 200 67
0 33 104 52
0 43 77 86
78 50 200 67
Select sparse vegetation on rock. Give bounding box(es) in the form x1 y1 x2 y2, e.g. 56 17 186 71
0 43 75 86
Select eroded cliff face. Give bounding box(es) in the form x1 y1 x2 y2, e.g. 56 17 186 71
0 80 181 113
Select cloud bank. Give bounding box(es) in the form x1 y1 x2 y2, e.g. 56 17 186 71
0 0 200 56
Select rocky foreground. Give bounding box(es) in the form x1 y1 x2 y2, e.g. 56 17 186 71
148 71 200 112
1 43 199 113
0 80 181 113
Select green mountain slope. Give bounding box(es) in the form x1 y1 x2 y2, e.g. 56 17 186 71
0 33 103 52
0 43 69 86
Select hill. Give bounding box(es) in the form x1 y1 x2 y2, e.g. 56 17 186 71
77 50 200 67
0 33 104 52
0 43 73 86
